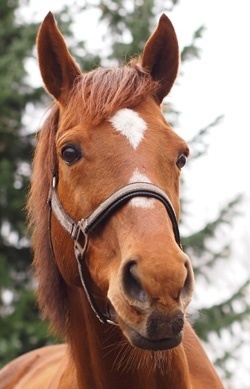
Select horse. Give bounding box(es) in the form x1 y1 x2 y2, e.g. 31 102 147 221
0 12 224 389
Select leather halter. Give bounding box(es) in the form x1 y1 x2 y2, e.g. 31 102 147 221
48 176 182 325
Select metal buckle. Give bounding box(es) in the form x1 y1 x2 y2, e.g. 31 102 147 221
74 221 89 260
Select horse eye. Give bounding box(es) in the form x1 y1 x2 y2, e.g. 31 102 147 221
61 146 82 165
176 153 187 169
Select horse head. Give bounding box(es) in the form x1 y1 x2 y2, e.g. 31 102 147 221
32 12 194 352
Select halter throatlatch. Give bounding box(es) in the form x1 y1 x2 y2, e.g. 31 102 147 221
48 176 182 325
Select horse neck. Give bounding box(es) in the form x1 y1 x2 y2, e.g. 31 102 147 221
65 287 192 389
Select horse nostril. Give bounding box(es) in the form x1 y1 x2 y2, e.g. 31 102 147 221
122 260 148 304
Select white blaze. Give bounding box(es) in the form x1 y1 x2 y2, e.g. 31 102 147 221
109 108 147 149
129 169 155 209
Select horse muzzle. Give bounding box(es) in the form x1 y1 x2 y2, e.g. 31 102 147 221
106 250 194 351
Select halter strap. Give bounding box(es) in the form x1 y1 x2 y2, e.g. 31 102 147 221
48 177 182 325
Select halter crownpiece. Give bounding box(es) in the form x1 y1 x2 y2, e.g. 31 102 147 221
48 176 182 325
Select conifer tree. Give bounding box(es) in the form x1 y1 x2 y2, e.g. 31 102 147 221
0 0 87 366
0 0 46 365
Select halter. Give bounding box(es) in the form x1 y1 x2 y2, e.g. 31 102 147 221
48 176 182 325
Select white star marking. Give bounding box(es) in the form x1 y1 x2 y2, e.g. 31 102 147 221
109 108 147 149
129 169 155 209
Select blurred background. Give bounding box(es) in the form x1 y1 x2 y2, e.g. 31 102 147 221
0 1 249 388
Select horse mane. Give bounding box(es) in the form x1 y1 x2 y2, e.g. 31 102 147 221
63 60 158 126
27 105 69 336
27 59 158 337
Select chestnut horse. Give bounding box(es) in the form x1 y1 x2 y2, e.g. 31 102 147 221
0 13 224 389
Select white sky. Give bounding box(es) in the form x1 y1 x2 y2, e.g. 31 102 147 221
171 0 250 228
19 1 250 387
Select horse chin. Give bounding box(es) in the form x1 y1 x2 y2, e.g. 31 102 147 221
108 310 183 351
107 303 184 351
123 323 183 351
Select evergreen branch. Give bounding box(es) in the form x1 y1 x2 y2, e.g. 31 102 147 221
192 244 231 277
188 115 224 159
182 194 242 255
181 25 206 62
194 279 250 341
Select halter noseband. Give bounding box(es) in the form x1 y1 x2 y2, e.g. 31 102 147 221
48 176 182 325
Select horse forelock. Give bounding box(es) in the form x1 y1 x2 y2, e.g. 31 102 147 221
67 60 158 126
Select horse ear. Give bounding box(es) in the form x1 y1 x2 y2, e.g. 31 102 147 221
141 14 179 103
37 12 81 104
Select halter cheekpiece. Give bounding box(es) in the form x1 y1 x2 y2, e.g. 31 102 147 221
48 176 182 325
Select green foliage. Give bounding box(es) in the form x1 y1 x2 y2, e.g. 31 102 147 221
187 115 224 158
183 196 242 267
181 26 206 61
0 0 80 367
0 0 52 367
102 0 155 61
195 280 250 341
0 289 55 365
